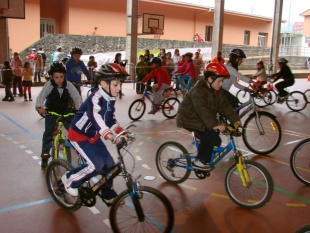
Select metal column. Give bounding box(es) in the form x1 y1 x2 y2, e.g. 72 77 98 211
211 0 225 57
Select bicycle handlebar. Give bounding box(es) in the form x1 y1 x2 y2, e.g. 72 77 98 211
45 110 76 118
111 124 136 145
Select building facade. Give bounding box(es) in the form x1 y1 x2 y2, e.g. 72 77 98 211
7 0 274 53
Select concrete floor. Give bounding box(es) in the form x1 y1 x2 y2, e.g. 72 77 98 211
0 79 310 233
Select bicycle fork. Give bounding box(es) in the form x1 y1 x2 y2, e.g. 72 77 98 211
235 151 251 187
127 177 145 221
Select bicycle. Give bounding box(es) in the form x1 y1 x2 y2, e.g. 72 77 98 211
262 78 307 112
290 138 310 185
304 89 310 104
174 73 197 99
156 125 274 209
236 78 275 108
46 110 75 163
128 85 180 121
46 124 174 232
226 89 281 155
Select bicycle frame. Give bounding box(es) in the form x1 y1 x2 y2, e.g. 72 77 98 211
173 131 251 186
48 111 75 160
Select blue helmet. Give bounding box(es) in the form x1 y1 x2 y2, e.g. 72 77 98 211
230 49 246 58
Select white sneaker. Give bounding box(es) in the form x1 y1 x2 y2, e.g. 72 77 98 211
61 174 78 197
193 160 212 171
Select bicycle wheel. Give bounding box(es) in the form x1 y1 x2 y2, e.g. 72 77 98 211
242 111 281 154
128 99 146 121
263 90 277 105
162 97 180 119
225 160 273 209
304 89 310 103
286 91 307 112
109 186 174 233
290 138 310 185
254 94 269 107
236 90 250 104
46 159 82 212
156 141 191 184
296 224 310 233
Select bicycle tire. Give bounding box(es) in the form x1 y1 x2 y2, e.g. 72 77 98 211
52 136 72 163
295 224 310 233
304 89 310 103
156 141 191 184
162 97 180 119
290 138 310 185
109 186 174 233
286 91 307 112
236 90 250 104
128 99 146 121
242 111 281 154
45 159 82 212
254 94 269 107
264 90 277 105
225 160 273 209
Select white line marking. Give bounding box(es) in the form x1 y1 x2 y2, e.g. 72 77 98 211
19 145 26 149
25 150 33 154
142 164 151 170
6 137 12 140
0 134 4 137
32 156 40 160
88 206 100 214
138 141 144 146
136 156 142 161
135 148 140 152
12 141 18 144
103 219 111 228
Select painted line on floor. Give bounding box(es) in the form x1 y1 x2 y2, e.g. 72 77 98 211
211 193 229 199
0 112 41 141
180 184 197 191
0 198 53 213
286 203 307 207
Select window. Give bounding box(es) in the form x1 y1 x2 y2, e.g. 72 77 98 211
205 26 213 42
40 19 55 38
244 30 250 45
258 33 268 46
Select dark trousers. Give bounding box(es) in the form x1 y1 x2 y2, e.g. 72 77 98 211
222 89 240 110
4 85 14 99
136 75 146 93
13 76 23 96
42 115 72 154
190 128 222 163
275 79 294 97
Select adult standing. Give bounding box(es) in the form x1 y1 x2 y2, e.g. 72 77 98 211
53 46 66 62
114 53 127 97
37 47 47 72
10 52 23 97
65 47 92 95
211 51 225 65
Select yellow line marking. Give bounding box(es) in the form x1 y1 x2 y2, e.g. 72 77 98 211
180 184 197 191
211 193 229 199
286 203 307 207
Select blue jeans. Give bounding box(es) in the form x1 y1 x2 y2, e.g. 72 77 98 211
177 75 194 91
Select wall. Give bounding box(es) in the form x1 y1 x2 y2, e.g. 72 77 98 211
7 0 274 54
8 0 40 53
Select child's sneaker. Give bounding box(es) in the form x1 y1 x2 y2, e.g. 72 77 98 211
61 173 78 197
193 159 212 171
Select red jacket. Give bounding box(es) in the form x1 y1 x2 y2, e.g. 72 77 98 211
175 61 197 79
141 67 171 90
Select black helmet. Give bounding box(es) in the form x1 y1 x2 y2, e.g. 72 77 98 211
62 57 69 63
150 57 162 66
278 58 288 64
70 47 83 56
48 61 66 76
230 48 246 58
95 63 130 83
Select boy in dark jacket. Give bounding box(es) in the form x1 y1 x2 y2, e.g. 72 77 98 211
1 60 15 101
61 63 129 202
176 63 241 170
35 62 82 169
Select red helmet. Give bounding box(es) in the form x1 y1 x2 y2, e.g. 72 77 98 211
205 62 230 79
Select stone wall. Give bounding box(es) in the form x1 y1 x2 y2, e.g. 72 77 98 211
18 34 309 70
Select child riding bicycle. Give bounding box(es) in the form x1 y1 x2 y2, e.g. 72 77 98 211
35 61 82 169
176 62 241 170
61 63 129 201
141 57 171 114
250 60 268 94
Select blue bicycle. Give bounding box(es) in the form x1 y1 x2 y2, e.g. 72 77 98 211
156 125 274 209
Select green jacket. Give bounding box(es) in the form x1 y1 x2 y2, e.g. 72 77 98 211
135 61 148 76
176 79 239 131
